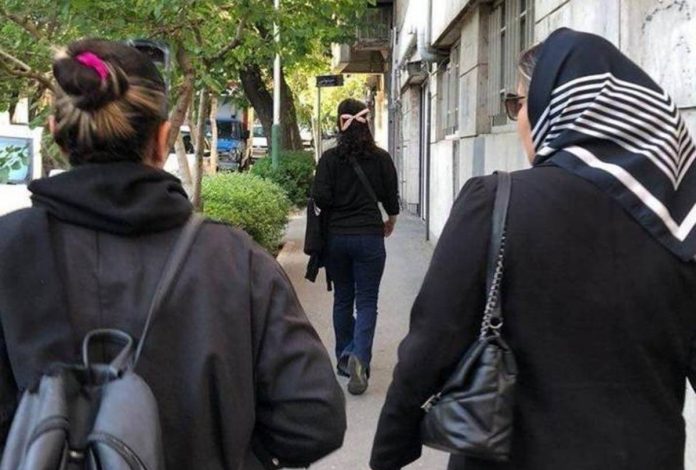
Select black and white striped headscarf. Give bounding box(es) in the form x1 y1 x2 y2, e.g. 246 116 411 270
530 28 696 261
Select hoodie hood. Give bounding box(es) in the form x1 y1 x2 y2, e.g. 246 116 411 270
29 161 192 235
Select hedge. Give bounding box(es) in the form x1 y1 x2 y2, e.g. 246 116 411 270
251 151 315 208
202 173 291 253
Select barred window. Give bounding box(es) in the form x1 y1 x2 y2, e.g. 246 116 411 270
488 0 535 126
437 43 460 139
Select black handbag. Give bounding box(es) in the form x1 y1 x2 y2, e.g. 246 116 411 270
420 171 518 462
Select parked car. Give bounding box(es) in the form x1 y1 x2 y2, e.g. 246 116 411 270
300 127 314 149
252 124 268 159
0 124 43 216
165 125 198 179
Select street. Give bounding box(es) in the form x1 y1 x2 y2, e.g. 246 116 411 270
277 212 448 469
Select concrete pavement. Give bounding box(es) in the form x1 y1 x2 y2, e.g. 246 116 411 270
277 212 449 470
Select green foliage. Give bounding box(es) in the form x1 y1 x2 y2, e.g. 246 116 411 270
251 150 315 208
0 0 375 168
0 145 28 183
202 172 291 253
288 60 372 132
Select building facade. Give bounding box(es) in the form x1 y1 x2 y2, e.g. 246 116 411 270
393 0 696 242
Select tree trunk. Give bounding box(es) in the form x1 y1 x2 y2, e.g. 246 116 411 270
7 90 19 124
192 91 210 210
166 45 195 151
280 68 303 151
209 95 219 174
240 64 273 154
239 64 303 153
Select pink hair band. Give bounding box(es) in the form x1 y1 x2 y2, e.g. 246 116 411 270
75 52 110 81
340 108 370 131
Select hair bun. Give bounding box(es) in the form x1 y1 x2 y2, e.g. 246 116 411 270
52 54 129 111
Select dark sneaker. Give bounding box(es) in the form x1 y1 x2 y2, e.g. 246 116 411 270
337 356 350 378
347 355 368 395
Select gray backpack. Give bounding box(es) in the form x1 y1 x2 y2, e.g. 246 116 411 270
0 215 204 470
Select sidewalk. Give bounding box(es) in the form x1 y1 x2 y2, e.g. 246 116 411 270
278 212 449 470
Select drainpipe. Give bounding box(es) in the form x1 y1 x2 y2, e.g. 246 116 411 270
396 30 418 71
419 0 445 241
417 0 448 64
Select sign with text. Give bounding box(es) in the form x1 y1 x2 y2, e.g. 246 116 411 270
316 75 344 88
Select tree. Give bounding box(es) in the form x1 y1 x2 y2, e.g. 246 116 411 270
234 0 373 151
0 0 375 166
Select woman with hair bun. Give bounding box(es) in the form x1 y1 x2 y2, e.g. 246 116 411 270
0 39 345 469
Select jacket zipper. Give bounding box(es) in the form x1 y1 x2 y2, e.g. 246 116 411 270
88 432 147 470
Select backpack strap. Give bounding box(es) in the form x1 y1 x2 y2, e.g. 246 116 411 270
347 155 379 205
133 214 205 366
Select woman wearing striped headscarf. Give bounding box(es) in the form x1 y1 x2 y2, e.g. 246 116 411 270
371 28 696 470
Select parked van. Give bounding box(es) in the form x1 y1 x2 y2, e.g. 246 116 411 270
0 124 43 216
212 117 250 171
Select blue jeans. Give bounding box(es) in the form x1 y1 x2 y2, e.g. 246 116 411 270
326 234 386 368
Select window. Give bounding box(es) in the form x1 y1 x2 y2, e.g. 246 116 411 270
488 0 535 126
0 137 32 184
438 43 460 139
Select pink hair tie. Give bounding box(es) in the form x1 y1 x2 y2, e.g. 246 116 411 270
75 52 110 81
340 108 370 131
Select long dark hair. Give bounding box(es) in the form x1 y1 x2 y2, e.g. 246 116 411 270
335 98 376 160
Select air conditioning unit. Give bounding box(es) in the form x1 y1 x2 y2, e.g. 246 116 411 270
406 60 428 85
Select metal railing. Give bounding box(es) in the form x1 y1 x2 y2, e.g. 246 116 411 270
355 7 392 46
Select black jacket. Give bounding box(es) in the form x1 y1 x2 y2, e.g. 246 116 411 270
312 146 399 235
0 162 346 470
304 198 332 290
371 165 696 470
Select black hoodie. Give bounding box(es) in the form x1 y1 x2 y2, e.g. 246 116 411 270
0 162 346 469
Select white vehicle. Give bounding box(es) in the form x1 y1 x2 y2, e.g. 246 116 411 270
300 127 314 149
0 124 43 216
165 125 196 179
252 124 267 159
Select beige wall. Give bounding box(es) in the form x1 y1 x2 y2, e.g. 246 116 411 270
431 0 474 42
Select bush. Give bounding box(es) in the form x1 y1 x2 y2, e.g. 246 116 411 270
251 151 316 208
202 173 291 253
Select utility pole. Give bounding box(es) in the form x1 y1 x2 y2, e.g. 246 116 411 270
271 0 281 169
315 74 345 160
316 86 322 161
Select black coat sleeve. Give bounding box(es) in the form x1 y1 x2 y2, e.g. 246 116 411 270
249 246 346 468
0 321 17 449
312 151 334 211
370 177 494 470
379 150 400 216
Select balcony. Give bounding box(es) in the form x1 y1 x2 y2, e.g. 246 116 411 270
332 2 393 74
355 6 392 50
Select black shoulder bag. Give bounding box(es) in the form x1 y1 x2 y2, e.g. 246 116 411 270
420 171 517 462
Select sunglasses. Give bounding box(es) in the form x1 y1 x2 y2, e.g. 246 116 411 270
504 93 527 121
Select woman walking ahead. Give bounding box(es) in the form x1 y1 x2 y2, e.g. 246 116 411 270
312 99 399 395
372 28 696 470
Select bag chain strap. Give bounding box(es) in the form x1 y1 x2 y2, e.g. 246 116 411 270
479 232 506 338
